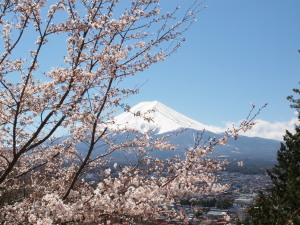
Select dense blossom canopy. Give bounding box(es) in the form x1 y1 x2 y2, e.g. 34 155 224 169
0 0 258 224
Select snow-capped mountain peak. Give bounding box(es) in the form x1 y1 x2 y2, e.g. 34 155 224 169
113 101 220 134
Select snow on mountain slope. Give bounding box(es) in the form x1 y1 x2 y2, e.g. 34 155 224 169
113 101 223 134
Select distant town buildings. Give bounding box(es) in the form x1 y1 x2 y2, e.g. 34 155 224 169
153 171 271 225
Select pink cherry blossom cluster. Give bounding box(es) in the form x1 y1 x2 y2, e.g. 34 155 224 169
0 0 261 224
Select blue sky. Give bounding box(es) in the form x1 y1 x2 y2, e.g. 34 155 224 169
122 0 300 140
7 0 298 140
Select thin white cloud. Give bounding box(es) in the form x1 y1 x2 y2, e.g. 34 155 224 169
241 117 298 140
208 117 298 141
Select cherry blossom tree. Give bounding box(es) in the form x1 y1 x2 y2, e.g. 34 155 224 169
0 0 259 224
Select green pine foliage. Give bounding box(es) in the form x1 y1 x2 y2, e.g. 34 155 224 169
249 85 300 225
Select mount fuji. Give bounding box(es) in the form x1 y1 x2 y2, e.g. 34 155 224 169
110 101 280 168
73 101 280 172
113 101 222 134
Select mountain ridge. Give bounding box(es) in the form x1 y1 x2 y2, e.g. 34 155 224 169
72 101 281 170
109 101 280 164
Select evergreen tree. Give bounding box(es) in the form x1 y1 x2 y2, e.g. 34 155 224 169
249 85 300 225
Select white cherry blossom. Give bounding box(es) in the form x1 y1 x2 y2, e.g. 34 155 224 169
0 1 261 224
